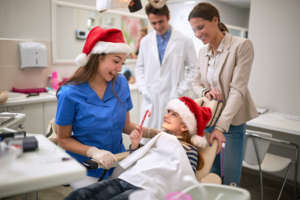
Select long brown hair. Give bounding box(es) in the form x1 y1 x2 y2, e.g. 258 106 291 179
56 54 123 109
181 131 204 171
188 2 229 33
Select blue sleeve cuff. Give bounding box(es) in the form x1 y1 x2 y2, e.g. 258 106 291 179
129 144 141 154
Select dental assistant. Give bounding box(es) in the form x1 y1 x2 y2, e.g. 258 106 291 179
55 27 159 190
189 3 258 186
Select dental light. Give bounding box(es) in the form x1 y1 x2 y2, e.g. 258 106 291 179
96 0 132 13
147 0 168 9
96 0 168 13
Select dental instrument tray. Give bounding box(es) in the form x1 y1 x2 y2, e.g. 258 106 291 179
4 136 38 152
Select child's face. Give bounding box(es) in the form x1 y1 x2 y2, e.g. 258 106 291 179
162 110 187 136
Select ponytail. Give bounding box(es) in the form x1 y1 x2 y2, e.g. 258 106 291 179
219 22 229 33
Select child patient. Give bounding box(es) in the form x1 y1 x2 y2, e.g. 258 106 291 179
65 97 211 200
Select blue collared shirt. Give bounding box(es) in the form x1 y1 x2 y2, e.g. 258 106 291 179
156 26 172 64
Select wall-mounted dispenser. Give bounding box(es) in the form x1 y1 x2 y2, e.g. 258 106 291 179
19 42 47 69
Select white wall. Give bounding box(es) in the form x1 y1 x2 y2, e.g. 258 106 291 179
248 0 300 115
196 0 250 28
0 0 51 41
247 0 300 182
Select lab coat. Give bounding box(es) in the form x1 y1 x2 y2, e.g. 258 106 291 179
118 132 196 199
135 28 197 138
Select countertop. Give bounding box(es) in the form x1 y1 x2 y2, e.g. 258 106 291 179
0 84 138 108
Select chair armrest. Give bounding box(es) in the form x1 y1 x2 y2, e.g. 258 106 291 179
82 151 130 170
194 97 223 128
200 173 222 184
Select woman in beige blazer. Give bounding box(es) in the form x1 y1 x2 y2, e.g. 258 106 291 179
189 2 258 186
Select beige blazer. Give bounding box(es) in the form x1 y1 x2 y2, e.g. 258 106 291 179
192 32 259 132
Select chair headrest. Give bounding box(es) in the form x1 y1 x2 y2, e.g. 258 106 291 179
194 97 223 128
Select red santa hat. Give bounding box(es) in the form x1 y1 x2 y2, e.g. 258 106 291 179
75 26 131 66
165 97 212 149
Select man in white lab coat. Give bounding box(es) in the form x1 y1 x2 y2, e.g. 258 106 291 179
135 2 197 143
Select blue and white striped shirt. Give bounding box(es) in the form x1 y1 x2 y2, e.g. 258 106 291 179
176 136 199 174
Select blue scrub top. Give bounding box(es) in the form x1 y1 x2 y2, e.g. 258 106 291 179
55 75 133 178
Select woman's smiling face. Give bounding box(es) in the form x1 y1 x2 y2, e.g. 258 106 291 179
97 53 126 82
189 16 218 45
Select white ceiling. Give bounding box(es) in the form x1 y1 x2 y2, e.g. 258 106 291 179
167 0 251 9
215 0 250 8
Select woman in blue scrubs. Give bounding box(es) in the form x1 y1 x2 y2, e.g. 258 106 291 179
55 27 158 189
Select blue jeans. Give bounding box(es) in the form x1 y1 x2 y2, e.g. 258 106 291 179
65 178 143 200
205 122 246 186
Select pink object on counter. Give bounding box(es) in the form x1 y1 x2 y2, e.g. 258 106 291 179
51 71 59 90
52 71 58 79
12 87 47 94
62 77 69 83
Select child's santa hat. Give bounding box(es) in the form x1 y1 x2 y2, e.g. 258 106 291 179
166 97 212 149
75 26 131 66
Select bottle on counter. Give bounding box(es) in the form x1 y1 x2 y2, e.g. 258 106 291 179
51 71 59 90
47 75 52 89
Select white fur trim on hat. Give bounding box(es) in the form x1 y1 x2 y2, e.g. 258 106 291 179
191 134 207 149
91 41 131 56
165 99 197 135
75 53 89 66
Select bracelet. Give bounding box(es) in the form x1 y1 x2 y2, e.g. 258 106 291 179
148 128 152 139
215 126 225 133
202 89 209 97
84 145 89 158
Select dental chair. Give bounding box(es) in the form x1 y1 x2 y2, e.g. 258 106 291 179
46 97 223 184
81 97 223 185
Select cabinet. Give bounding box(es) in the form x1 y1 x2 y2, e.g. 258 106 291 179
1 100 58 135
0 107 7 112
43 101 58 135
8 103 44 134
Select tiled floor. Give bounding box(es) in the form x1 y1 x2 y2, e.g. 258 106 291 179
240 168 299 200
3 168 300 200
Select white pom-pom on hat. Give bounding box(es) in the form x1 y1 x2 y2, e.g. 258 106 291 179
75 53 89 67
191 135 207 149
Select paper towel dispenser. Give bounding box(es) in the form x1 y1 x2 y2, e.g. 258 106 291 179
19 42 47 69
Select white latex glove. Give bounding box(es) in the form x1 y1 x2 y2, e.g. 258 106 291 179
87 147 117 169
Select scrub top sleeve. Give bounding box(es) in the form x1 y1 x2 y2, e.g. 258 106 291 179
125 81 133 112
55 86 76 126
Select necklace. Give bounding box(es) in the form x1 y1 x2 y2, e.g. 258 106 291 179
90 83 107 93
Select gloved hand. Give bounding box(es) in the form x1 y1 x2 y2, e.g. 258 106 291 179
87 147 117 169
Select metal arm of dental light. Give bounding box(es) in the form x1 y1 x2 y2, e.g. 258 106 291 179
147 0 168 8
